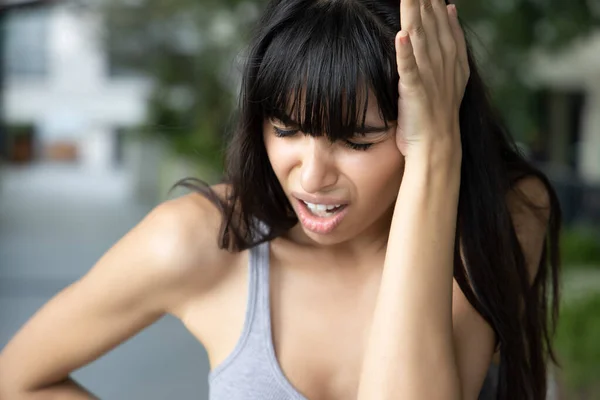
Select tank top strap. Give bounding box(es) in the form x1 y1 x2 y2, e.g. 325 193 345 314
251 240 271 332
208 239 308 399
239 240 272 345
208 241 268 381
230 240 271 350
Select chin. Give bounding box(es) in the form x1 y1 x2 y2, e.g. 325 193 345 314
290 220 358 247
302 229 348 246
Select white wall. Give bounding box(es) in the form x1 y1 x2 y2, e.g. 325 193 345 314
3 1 152 174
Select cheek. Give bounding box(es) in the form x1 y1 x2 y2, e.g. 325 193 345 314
345 144 404 198
264 132 295 181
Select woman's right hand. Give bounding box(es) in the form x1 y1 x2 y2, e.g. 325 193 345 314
0 193 227 399
394 0 469 162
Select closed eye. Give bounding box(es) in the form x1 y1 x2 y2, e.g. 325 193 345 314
272 127 374 151
273 126 375 151
272 127 298 138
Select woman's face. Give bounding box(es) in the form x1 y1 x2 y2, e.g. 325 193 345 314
263 92 405 246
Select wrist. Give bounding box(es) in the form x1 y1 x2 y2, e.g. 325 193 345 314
404 141 462 179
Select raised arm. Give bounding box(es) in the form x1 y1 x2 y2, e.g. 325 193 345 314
358 0 471 398
356 1 553 398
0 193 227 399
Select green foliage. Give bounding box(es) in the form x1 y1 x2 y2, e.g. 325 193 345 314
555 292 600 396
96 0 255 171
96 0 600 169
561 226 600 268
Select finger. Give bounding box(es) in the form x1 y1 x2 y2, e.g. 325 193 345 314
419 0 442 69
447 4 469 78
395 31 424 96
431 0 456 61
401 0 430 70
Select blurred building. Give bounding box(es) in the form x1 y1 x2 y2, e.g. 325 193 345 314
528 29 600 224
1 0 154 200
2 0 152 168
529 30 600 186
1 0 152 166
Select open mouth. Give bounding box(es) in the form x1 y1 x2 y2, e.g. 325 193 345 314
295 198 350 235
300 200 348 218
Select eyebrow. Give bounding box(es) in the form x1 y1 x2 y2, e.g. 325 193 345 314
271 110 392 134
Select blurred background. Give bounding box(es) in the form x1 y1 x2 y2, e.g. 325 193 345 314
0 0 599 398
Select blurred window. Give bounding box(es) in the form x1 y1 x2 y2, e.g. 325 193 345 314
3 5 50 79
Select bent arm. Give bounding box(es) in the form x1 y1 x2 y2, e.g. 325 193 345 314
357 159 552 400
357 153 464 400
0 194 223 398
0 377 100 400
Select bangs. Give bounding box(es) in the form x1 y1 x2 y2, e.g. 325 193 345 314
253 1 399 141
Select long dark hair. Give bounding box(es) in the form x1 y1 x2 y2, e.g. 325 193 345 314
175 0 561 398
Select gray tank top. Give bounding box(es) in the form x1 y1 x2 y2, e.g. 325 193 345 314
208 241 307 400
207 241 499 400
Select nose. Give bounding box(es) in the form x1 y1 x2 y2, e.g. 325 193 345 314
300 136 338 194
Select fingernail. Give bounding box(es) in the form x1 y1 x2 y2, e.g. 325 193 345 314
398 31 409 45
449 4 458 17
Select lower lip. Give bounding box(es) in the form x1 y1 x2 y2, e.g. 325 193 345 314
295 198 349 235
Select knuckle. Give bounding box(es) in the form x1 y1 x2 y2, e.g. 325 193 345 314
399 60 420 77
398 47 416 62
429 49 442 63
398 61 418 76
443 40 457 56
409 25 427 39
420 1 434 14
397 51 414 64
430 0 444 11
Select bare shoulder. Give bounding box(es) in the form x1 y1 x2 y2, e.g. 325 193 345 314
505 175 553 283
134 183 237 309
69 182 238 317
0 184 237 394
450 176 555 392
507 175 552 220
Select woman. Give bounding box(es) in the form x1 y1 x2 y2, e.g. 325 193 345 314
0 0 561 399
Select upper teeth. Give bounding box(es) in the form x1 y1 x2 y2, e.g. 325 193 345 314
303 201 341 211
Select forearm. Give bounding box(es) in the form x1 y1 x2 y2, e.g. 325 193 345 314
358 154 462 400
2 377 98 400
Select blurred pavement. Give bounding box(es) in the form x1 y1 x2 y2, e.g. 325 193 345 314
0 164 211 399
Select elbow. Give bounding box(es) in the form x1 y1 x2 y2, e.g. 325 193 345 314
0 355 30 399
0 355 14 398
0 357 16 399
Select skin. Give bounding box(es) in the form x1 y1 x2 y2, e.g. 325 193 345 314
264 91 404 254
0 1 551 399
